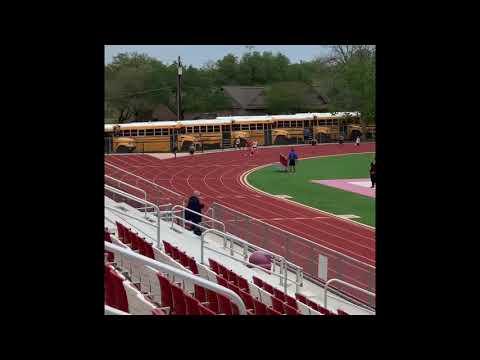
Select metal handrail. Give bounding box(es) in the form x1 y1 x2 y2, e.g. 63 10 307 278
105 174 148 217
105 185 161 248
324 278 376 311
105 241 247 315
105 161 186 202
211 202 376 270
170 205 226 236
200 228 303 294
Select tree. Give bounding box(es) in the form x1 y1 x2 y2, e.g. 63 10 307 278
265 82 311 114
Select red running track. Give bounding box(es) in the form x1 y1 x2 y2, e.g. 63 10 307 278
105 143 376 266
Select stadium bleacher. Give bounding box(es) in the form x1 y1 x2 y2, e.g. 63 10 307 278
104 190 374 315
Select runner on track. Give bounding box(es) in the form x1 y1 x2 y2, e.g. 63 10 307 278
287 147 298 173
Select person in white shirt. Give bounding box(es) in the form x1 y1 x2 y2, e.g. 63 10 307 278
235 138 241 150
356 136 361 146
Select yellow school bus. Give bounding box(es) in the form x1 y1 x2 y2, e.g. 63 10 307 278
104 112 368 153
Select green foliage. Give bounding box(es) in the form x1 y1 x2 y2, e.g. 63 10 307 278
105 47 375 122
265 82 311 113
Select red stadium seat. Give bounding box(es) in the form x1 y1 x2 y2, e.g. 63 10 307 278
171 246 181 261
199 304 216 315
239 289 255 313
178 251 190 267
217 263 229 279
171 285 188 315
252 276 264 288
185 295 202 315
128 231 138 250
205 289 219 313
295 293 308 304
162 240 173 256
227 270 239 286
262 282 274 295
226 282 241 296
116 222 126 242
253 299 268 315
143 242 155 259
273 288 286 302
271 296 285 314
156 273 173 310
285 294 298 309
337 309 349 315
152 308 167 315
284 303 301 315
306 299 320 311
104 229 112 242
194 284 207 303
216 275 229 288
266 306 283 315
217 293 233 315
188 257 199 274
237 276 249 291
109 269 129 312
208 258 219 274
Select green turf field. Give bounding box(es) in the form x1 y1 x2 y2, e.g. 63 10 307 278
247 153 376 227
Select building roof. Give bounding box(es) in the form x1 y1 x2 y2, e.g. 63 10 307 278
221 85 328 111
222 86 266 109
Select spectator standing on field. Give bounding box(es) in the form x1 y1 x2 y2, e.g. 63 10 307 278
287 147 298 173
356 136 361 146
235 138 240 150
189 144 195 156
339 135 344 145
173 144 178 158
185 190 204 236
370 161 376 188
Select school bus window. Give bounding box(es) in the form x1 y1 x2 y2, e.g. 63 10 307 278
232 124 240 131
154 128 161 136
297 121 303 127
162 129 169 136
146 129 154 136
278 121 284 127
194 126 200 133
214 126 220 132
284 121 290 128
123 130 130 136
138 130 145 136
241 124 249 130
130 130 137 136
319 120 325 125
179 127 186 134
200 126 206 133
207 126 213 133
186 127 192 133
249 124 256 130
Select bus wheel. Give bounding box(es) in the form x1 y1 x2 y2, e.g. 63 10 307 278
116 146 128 153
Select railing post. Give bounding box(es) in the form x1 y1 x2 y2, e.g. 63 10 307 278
200 232 205 265
295 267 300 294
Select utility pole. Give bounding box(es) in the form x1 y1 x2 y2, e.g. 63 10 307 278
176 56 183 121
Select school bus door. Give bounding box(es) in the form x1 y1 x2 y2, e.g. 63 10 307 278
264 123 272 145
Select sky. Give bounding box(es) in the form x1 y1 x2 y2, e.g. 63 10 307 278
105 45 333 67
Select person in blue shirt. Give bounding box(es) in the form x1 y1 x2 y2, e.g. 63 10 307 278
287 148 298 173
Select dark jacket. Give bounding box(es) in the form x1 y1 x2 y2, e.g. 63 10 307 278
185 196 204 223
